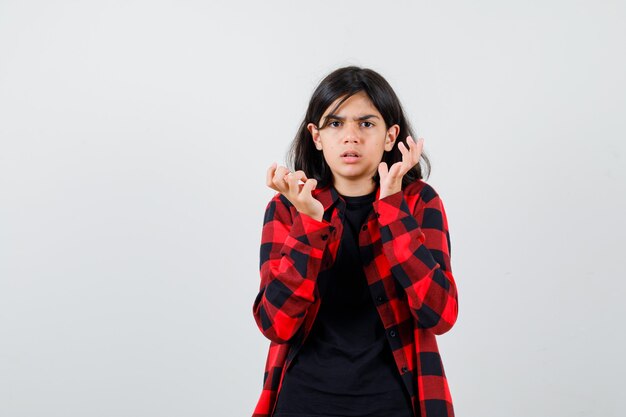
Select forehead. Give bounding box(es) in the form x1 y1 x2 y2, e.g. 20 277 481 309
321 91 380 118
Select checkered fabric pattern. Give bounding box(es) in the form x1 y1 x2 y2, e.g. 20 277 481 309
252 179 458 417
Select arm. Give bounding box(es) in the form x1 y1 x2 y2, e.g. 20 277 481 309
373 184 458 335
252 194 332 344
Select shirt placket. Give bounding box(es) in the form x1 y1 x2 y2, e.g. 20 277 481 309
359 212 415 409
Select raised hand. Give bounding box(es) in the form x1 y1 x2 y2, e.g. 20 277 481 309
378 136 424 199
266 162 325 222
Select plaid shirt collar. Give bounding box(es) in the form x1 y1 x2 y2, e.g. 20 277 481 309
313 182 382 216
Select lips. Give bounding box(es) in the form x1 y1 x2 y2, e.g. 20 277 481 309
340 150 361 164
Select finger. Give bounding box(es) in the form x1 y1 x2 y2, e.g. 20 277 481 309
266 162 278 187
300 178 317 197
405 136 418 165
273 166 290 192
415 136 424 152
268 164 283 192
412 137 424 165
409 136 424 150
389 161 404 178
398 141 410 161
274 165 288 179
405 136 422 167
397 141 411 172
291 170 309 183
378 161 389 179
285 172 300 196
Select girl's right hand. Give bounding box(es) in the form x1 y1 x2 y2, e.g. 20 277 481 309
266 162 324 222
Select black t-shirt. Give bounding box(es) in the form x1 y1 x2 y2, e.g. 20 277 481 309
273 190 414 417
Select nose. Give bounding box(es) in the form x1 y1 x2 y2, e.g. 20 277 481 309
343 122 360 143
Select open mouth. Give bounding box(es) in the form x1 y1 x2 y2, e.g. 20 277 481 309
341 152 361 163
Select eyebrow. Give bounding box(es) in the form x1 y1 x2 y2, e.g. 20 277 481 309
325 114 380 121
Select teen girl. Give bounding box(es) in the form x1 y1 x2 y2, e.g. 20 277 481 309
252 66 458 417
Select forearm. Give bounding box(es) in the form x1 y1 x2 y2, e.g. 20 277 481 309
253 203 332 343
374 189 458 335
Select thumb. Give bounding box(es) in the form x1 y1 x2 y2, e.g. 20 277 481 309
301 178 318 196
378 162 388 178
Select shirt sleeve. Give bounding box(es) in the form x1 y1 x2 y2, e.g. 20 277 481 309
372 184 458 335
252 194 333 344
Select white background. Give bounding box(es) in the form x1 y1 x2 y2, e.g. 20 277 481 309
1 1 625 416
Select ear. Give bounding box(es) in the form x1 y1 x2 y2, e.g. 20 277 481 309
307 122 323 151
384 124 400 152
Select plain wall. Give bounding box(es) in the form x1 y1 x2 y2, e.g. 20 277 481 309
1 1 625 416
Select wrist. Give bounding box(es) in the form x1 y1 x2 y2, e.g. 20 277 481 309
379 185 401 200
298 208 323 222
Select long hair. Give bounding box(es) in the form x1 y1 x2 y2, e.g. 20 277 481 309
286 66 431 189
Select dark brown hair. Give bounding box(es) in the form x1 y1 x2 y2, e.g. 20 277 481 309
286 66 431 189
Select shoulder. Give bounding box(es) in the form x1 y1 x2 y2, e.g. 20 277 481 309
262 192 295 224
267 191 294 209
402 179 442 205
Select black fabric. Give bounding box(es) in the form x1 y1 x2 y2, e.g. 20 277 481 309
273 190 414 417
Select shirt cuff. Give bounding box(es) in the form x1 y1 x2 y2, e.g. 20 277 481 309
290 211 333 249
372 190 412 227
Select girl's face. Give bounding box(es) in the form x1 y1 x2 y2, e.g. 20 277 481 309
307 91 399 194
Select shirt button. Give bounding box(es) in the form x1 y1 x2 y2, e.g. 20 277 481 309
375 212 380 218
361 225 368 231
401 366 409 373
376 295 384 302
321 234 328 240
389 330 397 337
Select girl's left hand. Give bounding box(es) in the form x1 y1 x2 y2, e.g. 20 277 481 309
378 136 424 199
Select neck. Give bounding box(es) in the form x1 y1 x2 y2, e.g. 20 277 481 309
332 178 377 197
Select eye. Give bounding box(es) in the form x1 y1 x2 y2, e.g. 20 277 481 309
361 121 374 128
329 120 342 127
